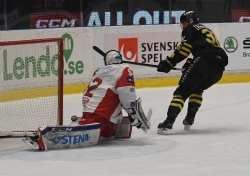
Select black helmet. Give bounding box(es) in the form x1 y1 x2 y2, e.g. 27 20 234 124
180 11 199 24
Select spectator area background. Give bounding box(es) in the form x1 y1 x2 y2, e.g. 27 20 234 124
0 0 250 30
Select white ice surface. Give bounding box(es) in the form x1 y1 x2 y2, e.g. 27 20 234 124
1 83 250 176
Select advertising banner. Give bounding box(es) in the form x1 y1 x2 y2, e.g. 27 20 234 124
30 12 81 29
103 31 182 74
0 22 248 91
92 24 183 74
220 23 250 70
0 28 94 87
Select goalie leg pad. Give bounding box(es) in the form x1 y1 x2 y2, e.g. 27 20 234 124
23 124 101 151
115 116 132 138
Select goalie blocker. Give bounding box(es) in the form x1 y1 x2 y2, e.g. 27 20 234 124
125 97 152 133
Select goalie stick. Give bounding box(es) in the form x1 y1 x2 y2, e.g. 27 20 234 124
92 46 183 71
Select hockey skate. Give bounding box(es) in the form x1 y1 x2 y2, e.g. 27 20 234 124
157 120 173 135
22 134 41 151
183 115 195 131
157 114 177 135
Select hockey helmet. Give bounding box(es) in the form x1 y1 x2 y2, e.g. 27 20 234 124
180 11 199 25
104 50 122 65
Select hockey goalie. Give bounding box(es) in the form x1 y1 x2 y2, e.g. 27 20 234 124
23 50 152 151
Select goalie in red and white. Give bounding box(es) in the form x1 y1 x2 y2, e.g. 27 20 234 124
22 49 152 151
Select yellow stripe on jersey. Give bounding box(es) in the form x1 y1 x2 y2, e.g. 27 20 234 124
181 47 191 53
183 42 192 48
179 51 189 57
178 42 192 57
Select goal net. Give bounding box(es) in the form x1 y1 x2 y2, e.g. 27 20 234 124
0 38 64 137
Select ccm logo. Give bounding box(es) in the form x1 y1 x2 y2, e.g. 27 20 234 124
51 128 73 132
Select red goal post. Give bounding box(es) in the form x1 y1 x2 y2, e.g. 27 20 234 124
0 38 64 137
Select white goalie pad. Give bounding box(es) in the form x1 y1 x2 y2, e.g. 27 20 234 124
22 123 101 151
134 97 152 133
115 116 132 138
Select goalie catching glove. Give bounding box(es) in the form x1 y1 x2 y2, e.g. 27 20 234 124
157 56 176 73
123 98 152 133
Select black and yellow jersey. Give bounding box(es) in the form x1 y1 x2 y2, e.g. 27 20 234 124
169 24 228 67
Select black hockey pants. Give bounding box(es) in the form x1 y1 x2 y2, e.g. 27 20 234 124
167 56 224 116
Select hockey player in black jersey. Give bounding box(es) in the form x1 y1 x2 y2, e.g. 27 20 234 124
157 11 228 135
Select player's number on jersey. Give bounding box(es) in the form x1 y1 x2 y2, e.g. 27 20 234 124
85 77 102 97
202 29 221 47
128 68 133 76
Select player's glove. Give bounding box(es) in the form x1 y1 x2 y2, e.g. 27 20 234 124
127 108 142 129
182 58 193 72
157 56 176 73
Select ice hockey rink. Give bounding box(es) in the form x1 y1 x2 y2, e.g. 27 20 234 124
1 82 250 176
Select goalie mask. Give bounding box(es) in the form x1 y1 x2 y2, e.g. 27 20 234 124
104 50 122 65
180 11 199 29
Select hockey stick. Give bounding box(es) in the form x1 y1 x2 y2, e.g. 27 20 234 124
92 46 183 71
93 46 106 57
121 61 183 71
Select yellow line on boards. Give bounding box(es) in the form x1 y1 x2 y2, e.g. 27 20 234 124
1 74 249 102
135 74 250 88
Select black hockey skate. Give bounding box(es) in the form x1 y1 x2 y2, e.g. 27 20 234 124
157 114 177 135
183 115 195 131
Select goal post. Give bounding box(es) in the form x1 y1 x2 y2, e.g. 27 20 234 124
0 38 64 137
